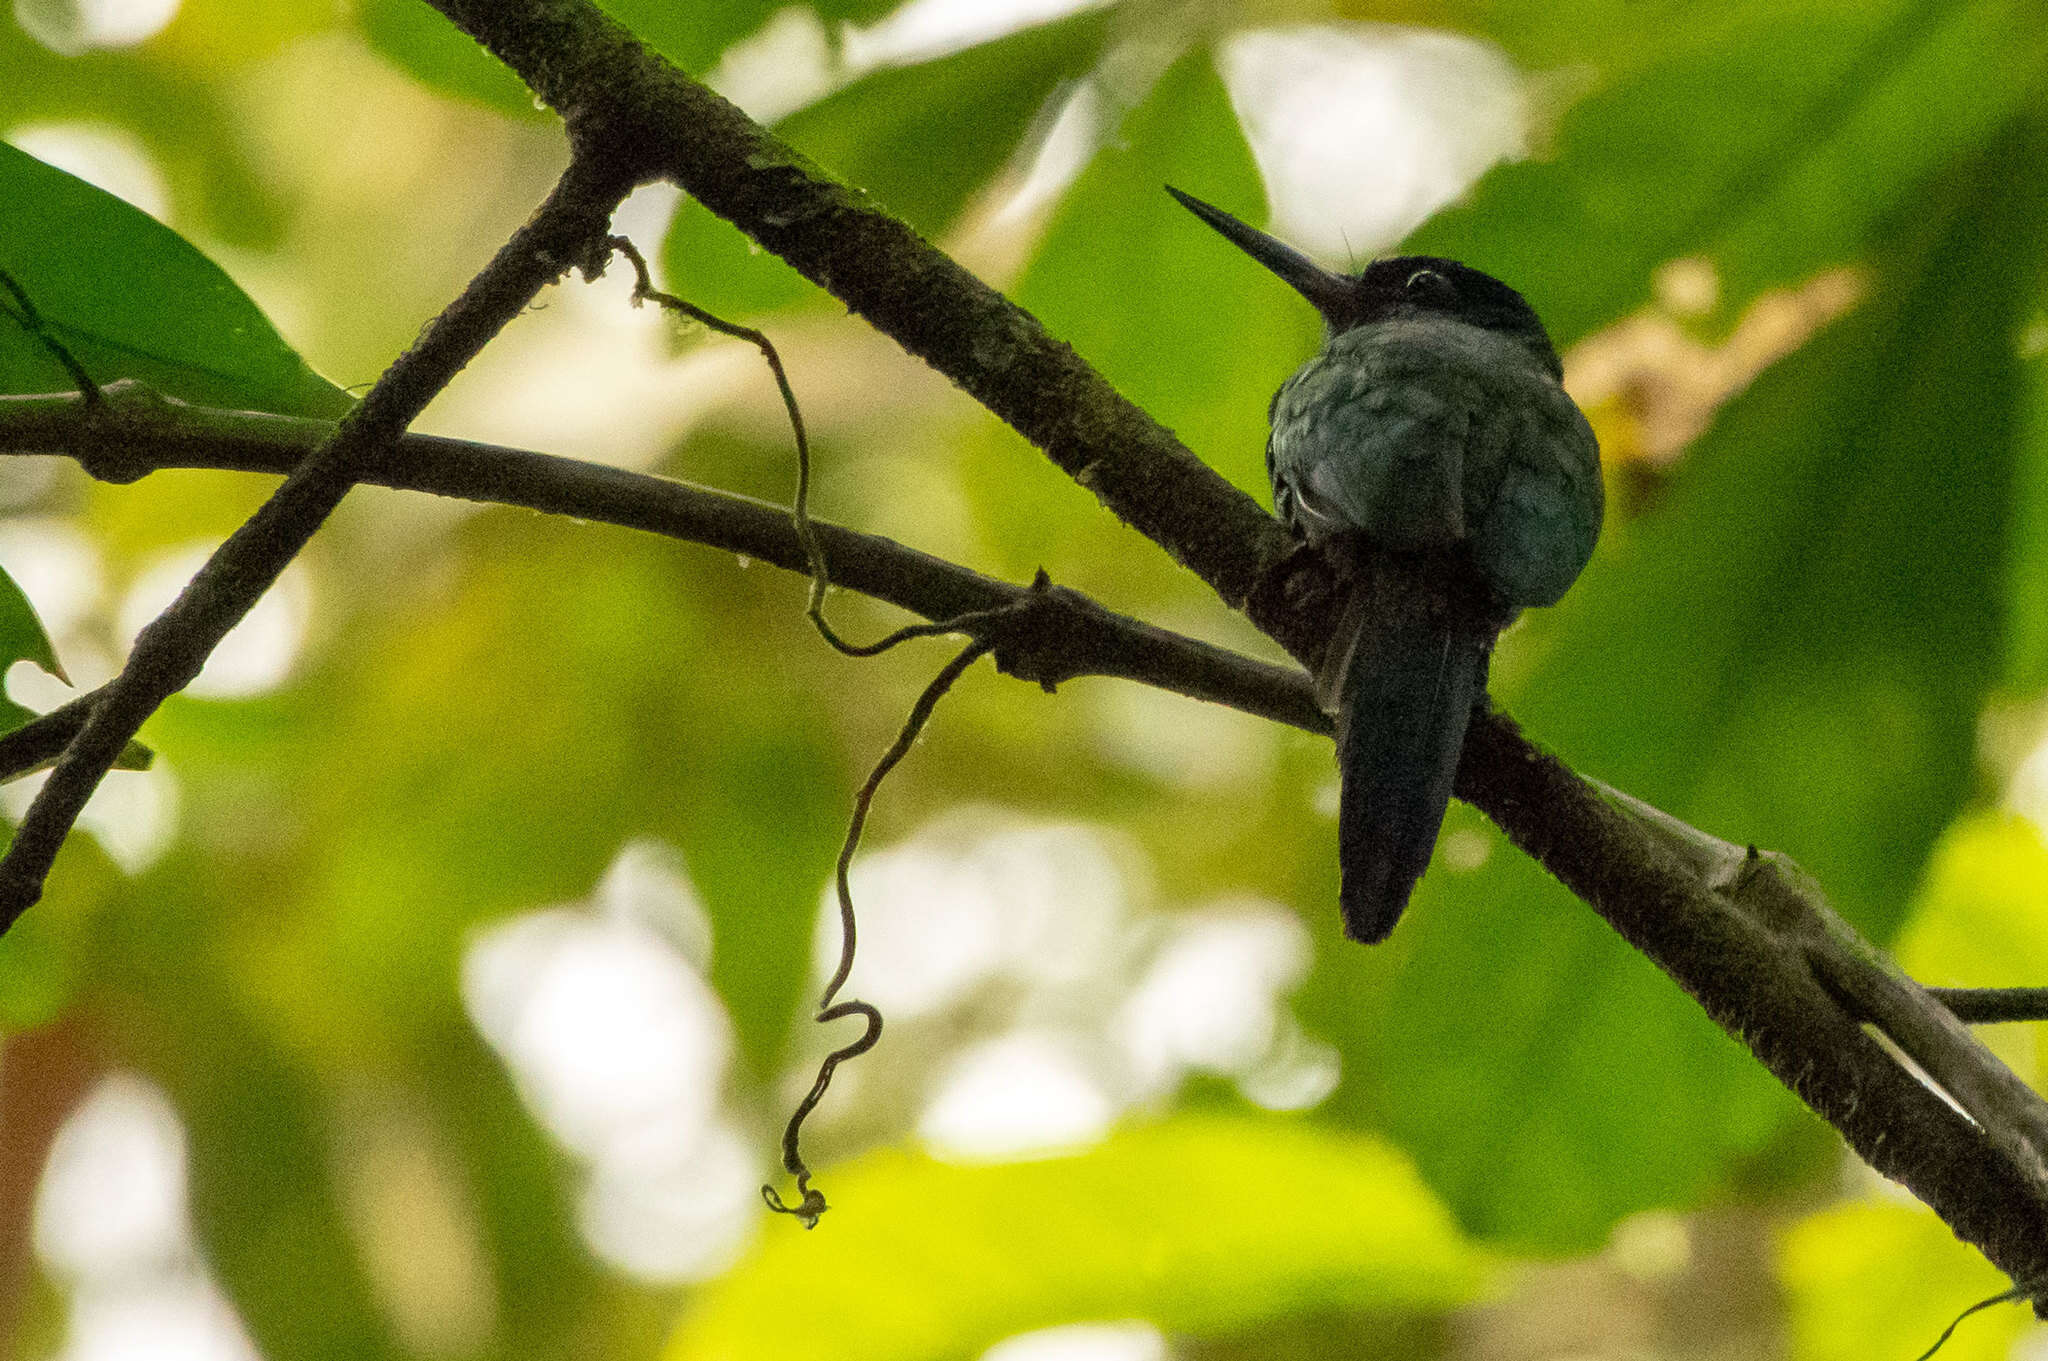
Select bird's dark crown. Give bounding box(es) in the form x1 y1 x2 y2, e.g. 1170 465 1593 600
1334 256 1560 376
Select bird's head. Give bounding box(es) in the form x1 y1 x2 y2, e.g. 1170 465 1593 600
1166 186 1562 378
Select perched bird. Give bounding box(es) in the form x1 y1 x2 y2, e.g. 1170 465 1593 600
1168 187 1602 943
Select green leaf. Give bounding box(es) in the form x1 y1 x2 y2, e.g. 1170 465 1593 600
796 9 1108 235
0 556 74 748
666 1116 1486 1361
0 141 351 416
1412 0 2048 346
1305 111 2048 1251
663 10 1109 317
0 557 68 686
1016 46 1313 501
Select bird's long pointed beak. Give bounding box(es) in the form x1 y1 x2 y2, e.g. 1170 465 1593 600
1165 185 1355 320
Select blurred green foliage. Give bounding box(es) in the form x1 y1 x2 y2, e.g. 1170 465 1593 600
669 1117 1486 1361
663 8 1111 315
1782 1199 2028 1361
3 1 2047 1359
0 141 350 416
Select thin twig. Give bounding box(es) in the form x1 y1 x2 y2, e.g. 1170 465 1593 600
0 386 1330 736
0 155 634 934
1912 1286 2028 1361
0 685 155 783
607 235 895 657
1931 989 2048 1024
762 634 999 1227
607 234 1069 1223
0 268 102 407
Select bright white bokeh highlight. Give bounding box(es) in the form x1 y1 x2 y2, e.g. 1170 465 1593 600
464 900 727 1168
5 121 172 219
13 0 180 56
1087 681 1273 791
2006 729 2048 833
575 1118 760 1282
841 0 1107 71
992 78 1103 225
1217 25 1528 259
606 182 684 291
1236 1026 1342 1112
818 817 1135 1017
36 1076 189 1280
817 813 1334 1153
54 1281 261 1361
918 1029 1116 1160
981 1321 1169 1361
704 7 837 123
75 757 181 874
709 0 1109 130
1114 902 1311 1097
35 1075 261 1361
416 188 759 472
1 522 121 824
464 841 756 1281
469 819 1326 1270
0 517 106 646
596 836 715 970
0 522 183 875
118 543 312 700
0 752 181 878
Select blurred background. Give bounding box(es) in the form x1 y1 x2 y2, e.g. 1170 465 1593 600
3 0 2048 1357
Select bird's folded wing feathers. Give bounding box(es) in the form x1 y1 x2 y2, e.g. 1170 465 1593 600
1270 366 1470 549
1468 387 1603 608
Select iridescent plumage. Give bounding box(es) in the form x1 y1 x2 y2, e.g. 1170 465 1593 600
1170 190 1602 941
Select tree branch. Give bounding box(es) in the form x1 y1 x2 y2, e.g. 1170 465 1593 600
5 0 2039 1307
1933 990 2048 1024
408 0 2048 1300
425 0 1304 639
0 153 636 926
0 685 105 782
0 383 1326 752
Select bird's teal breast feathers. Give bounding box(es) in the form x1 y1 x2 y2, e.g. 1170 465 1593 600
1267 318 1601 609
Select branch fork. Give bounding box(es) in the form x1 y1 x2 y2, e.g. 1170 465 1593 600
3 0 2047 1306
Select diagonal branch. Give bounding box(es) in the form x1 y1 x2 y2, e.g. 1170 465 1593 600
425 0 1302 639
0 153 637 928
414 0 2048 1299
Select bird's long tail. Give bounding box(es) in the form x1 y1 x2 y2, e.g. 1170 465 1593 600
1331 603 1493 944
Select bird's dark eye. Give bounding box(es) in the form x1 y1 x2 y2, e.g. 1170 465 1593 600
1404 268 1456 303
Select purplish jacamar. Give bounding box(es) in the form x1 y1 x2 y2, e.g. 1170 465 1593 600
1169 187 1602 943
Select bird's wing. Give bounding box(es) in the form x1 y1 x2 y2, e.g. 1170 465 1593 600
1269 355 1471 549
1468 381 1603 608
